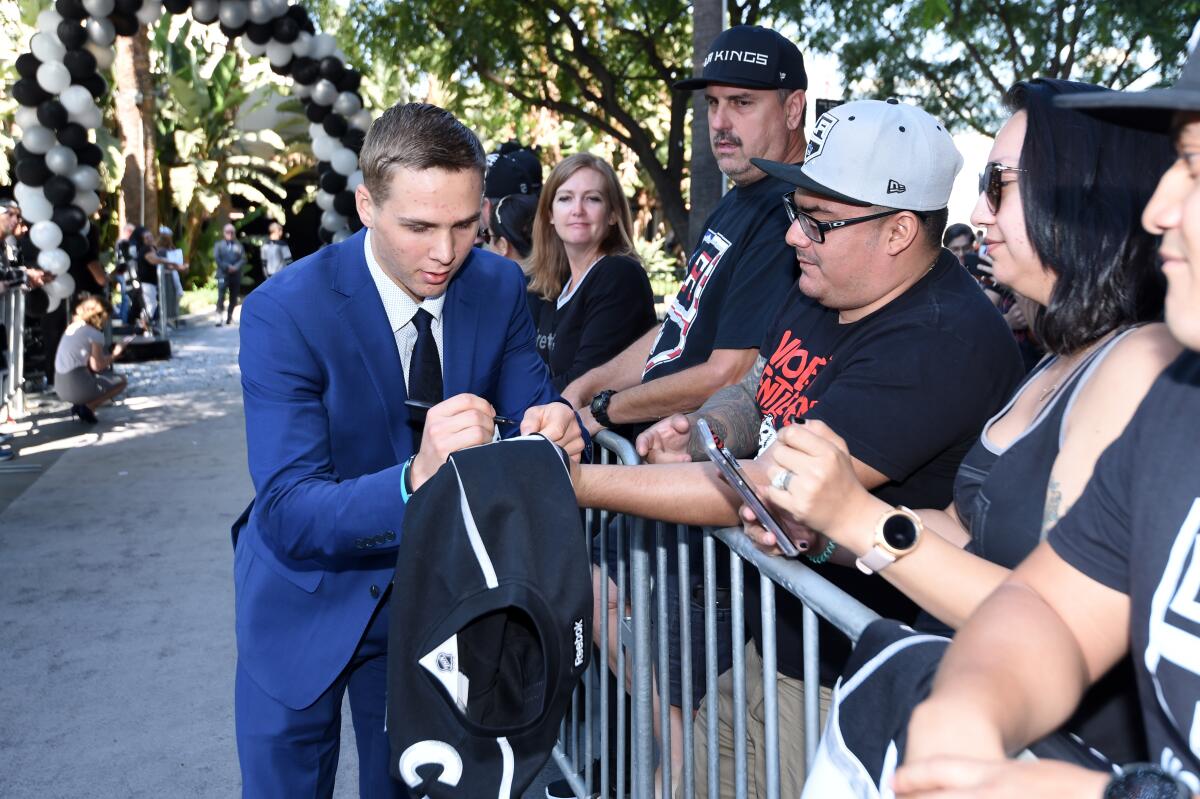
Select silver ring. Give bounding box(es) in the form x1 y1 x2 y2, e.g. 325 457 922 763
771 469 794 492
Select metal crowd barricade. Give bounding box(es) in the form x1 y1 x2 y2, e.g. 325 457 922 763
552 431 880 799
2 286 27 420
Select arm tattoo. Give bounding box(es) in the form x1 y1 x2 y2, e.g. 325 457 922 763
687 355 766 460
1041 479 1064 538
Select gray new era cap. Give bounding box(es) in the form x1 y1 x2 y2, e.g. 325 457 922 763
752 98 962 211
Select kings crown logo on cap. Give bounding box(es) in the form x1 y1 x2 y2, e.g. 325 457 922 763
805 114 838 161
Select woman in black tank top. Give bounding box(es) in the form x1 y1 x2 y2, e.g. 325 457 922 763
758 79 1178 766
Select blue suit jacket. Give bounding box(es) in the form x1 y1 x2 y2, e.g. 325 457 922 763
234 229 562 710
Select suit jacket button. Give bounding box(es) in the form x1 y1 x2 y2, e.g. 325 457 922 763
355 538 365 549
369 584 380 598
385 530 396 541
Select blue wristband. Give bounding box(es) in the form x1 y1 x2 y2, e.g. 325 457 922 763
400 455 416 503
806 538 837 565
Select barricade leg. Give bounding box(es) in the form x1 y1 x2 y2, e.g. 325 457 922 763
676 525 695 799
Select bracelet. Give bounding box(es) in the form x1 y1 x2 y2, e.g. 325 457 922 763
400 455 416 503
806 538 837 565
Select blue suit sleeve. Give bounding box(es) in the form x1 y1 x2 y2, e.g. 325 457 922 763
239 290 407 563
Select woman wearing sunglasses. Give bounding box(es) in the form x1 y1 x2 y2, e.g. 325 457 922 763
526 153 657 391
754 78 1178 780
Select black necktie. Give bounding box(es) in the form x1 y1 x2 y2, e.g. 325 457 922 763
408 308 443 406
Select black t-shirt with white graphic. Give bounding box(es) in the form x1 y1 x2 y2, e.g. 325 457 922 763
749 249 1025 681
532 254 657 392
1049 351 1200 791
641 174 795 382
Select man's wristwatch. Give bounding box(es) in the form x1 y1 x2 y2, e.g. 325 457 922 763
855 505 923 574
590 389 617 428
1105 764 1191 799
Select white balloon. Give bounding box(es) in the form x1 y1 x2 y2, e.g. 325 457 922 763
72 105 103 130
346 169 364 191
85 42 115 71
266 40 293 67
70 165 101 192
136 1 163 25
30 221 64 252
308 122 326 141
15 105 39 132
36 61 72 95
73 190 101 216
315 190 334 211
247 0 272 24
240 37 267 57
332 91 362 117
59 85 94 116
349 109 372 131
44 272 75 301
320 209 348 231
22 126 56 155
31 32 67 64
45 294 63 313
13 186 52 223
311 79 337 106
218 0 249 29
37 248 71 276
330 148 358 176
291 31 312 57
86 18 116 47
45 145 79 176
191 0 219 24
83 0 116 17
310 32 337 59
311 134 336 162
332 230 350 243
36 9 63 35
292 82 312 99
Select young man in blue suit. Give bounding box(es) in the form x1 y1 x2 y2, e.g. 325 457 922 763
233 102 584 798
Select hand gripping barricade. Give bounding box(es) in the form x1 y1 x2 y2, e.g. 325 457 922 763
553 430 881 799
387 435 593 798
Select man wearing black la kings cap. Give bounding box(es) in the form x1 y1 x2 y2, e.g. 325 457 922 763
571 98 1023 796
893 34 1200 799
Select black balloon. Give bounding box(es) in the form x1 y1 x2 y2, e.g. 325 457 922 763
316 160 332 176
78 142 103 168
58 123 88 150
110 11 139 37
336 70 361 93
38 100 70 131
269 60 292 77
16 53 41 81
14 156 51 187
13 79 51 107
246 21 272 44
83 73 107 99
114 0 140 13
341 128 365 154
271 16 299 43
61 231 88 260
43 176 76 206
57 20 88 49
333 191 356 217
318 57 343 82
163 0 191 13
14 143 32 163
290 57 318 85
317 226 334 245
219 22 247 39
53 204 87 233
287 4 314 34
64 48 97 80
55 0 88 20
305 102 330 123
319 170 345 194
322 113 347 138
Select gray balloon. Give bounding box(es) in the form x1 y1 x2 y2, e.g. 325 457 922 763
86 18 116 46
191 0 219 24
311 79 338 106
45 145 79 176
218 0 249 29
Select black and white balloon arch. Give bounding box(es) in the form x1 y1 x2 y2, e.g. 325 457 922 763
9 0 370 311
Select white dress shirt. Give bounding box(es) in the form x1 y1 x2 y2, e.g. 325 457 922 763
363 230 445 388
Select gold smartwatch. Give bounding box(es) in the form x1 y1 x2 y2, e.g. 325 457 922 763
855 506 923 575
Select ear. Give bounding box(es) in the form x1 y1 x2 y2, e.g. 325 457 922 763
883 211 922 256
784 89 807 132
354 183 376 229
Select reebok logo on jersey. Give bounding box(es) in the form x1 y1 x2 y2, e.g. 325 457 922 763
573 619 585 667
704 49 769 67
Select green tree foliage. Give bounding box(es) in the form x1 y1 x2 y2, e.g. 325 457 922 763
804 0 1200 134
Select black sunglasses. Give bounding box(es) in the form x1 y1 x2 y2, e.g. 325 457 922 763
781 194 902 244
978 161 1026 214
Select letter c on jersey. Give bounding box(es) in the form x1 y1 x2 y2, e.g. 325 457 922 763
398 740 464 789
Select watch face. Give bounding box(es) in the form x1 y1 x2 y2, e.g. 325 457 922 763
881 514 918 551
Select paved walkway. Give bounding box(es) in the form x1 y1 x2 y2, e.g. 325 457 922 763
0 314 564 798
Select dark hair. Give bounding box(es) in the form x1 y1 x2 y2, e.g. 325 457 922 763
943 223 974 246
359 102 486 202
489 194 537 259
919 207 949 252
1006 78 1172 354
